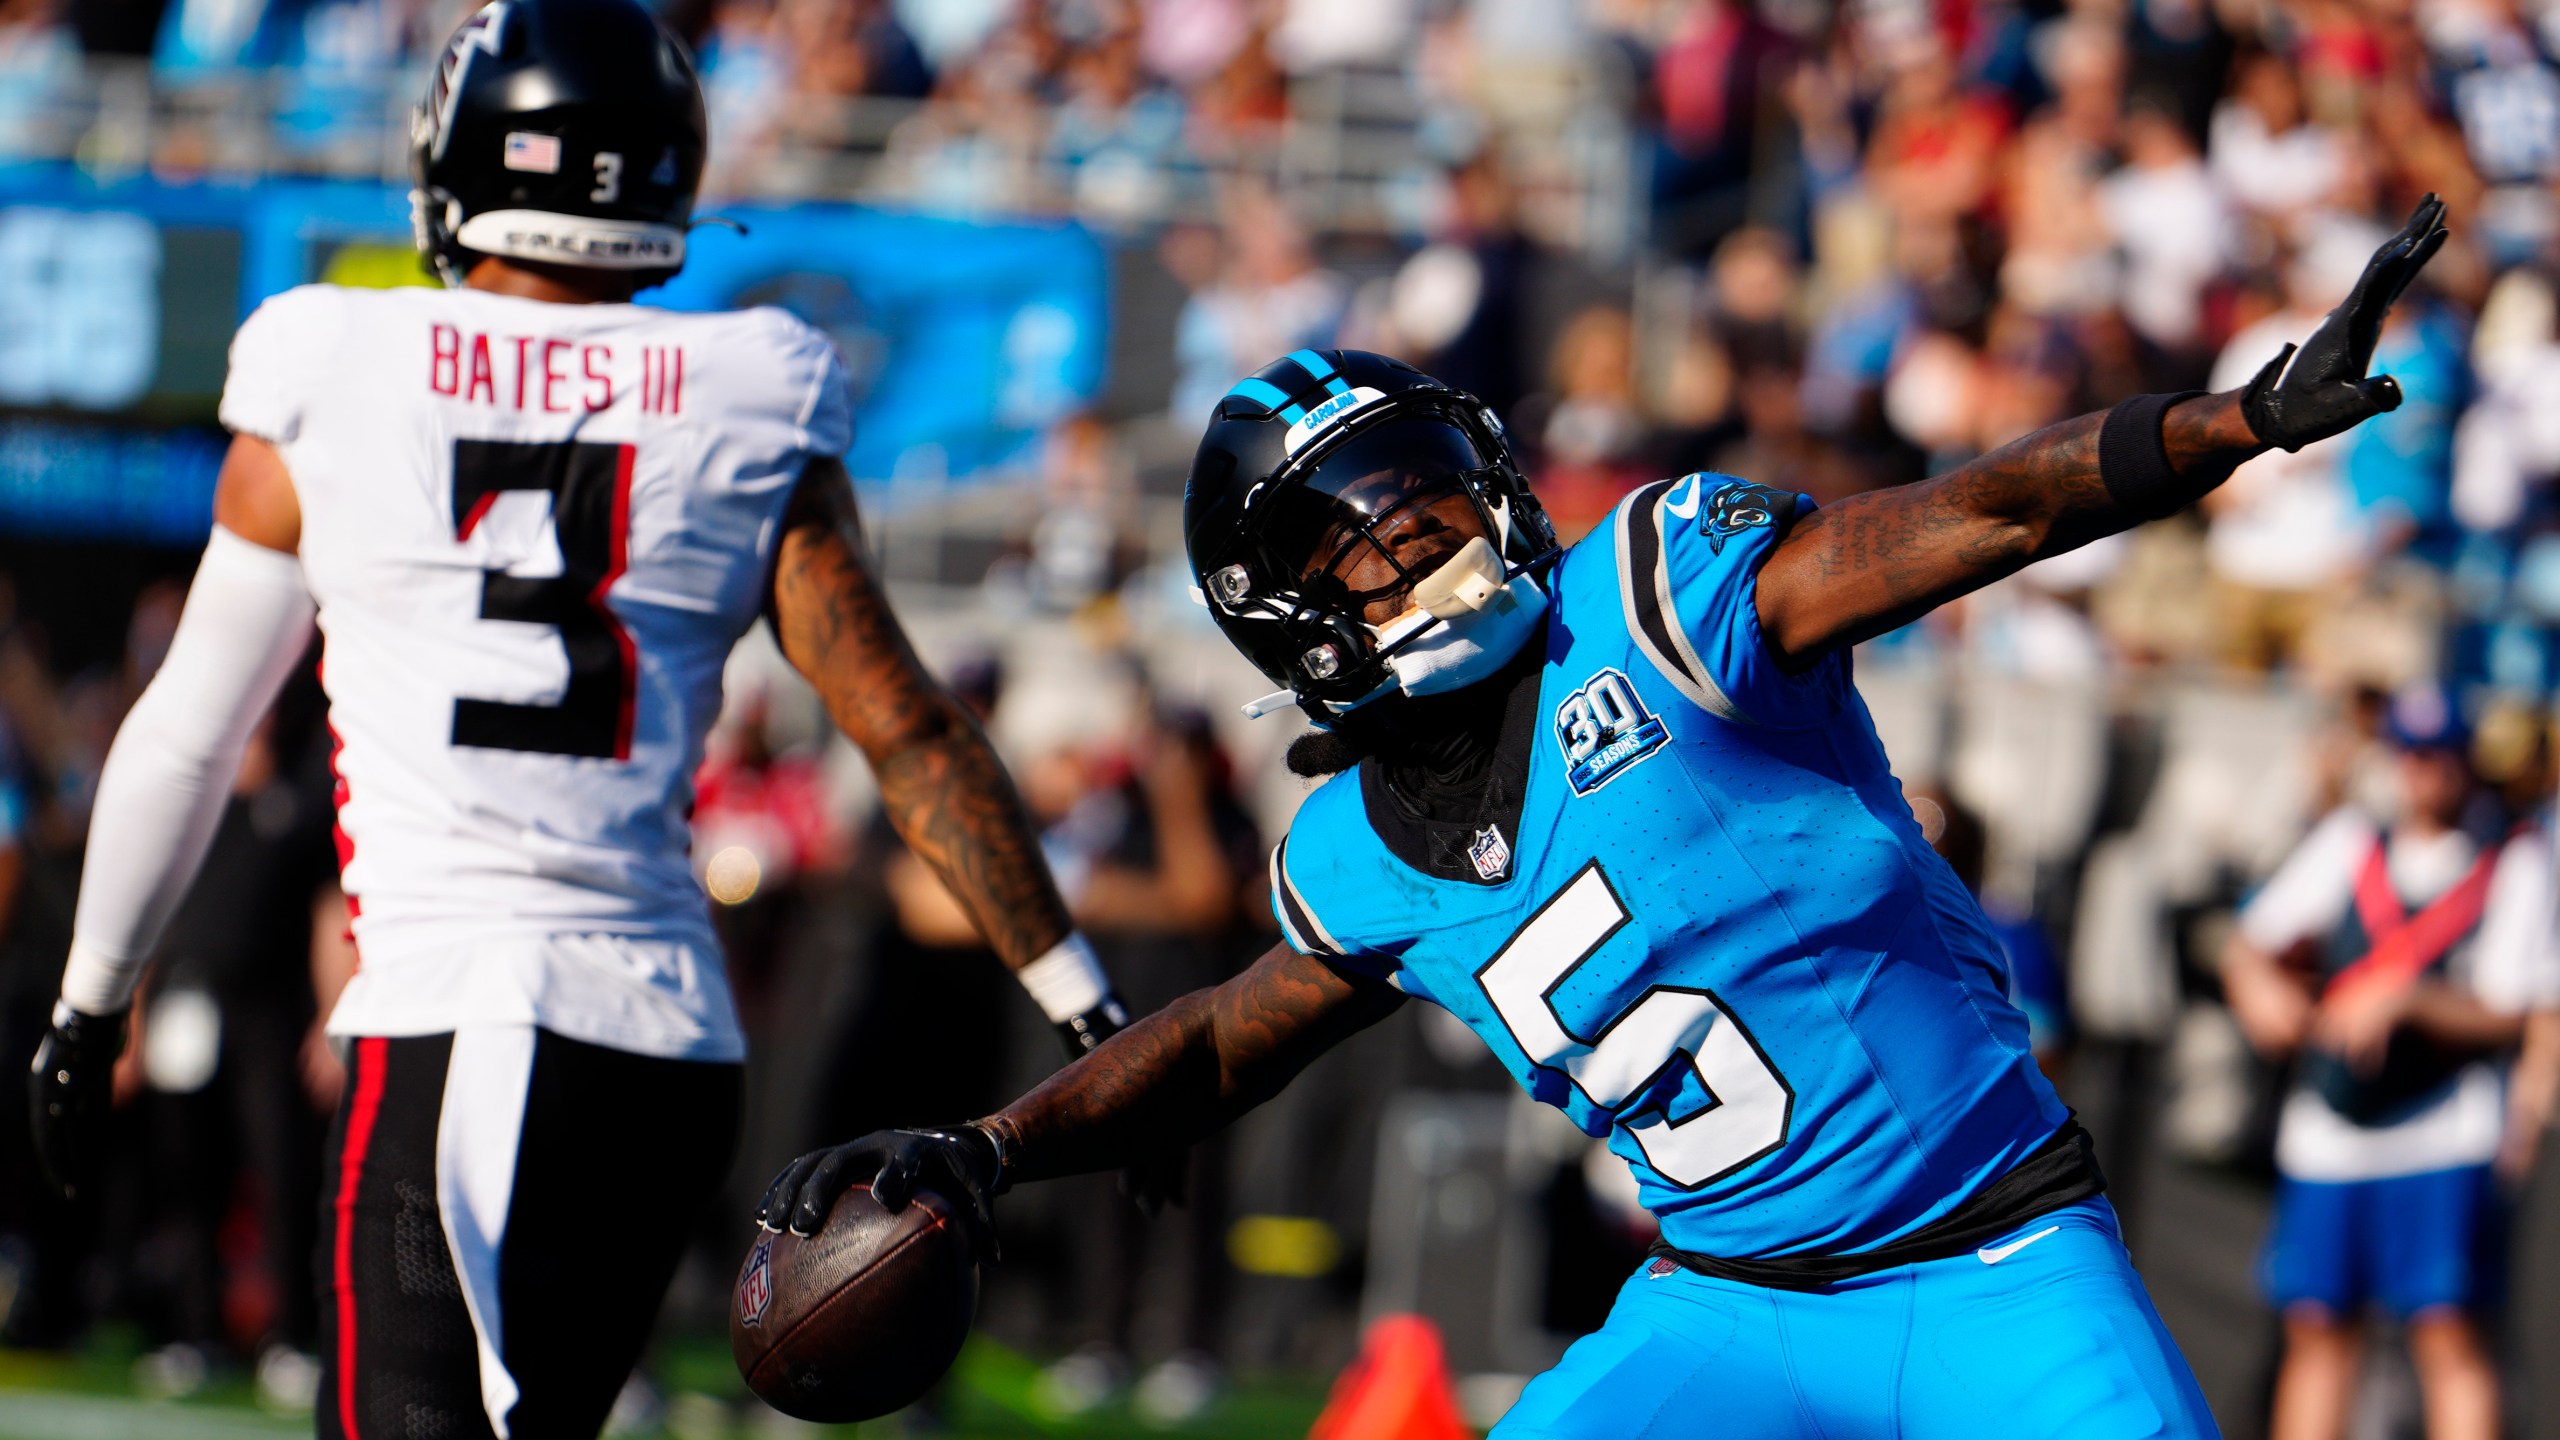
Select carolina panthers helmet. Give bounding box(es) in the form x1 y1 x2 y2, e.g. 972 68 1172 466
411 0 708 286
1183 349 1556 720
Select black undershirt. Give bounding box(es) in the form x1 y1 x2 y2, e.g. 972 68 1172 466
1355 641 1545 885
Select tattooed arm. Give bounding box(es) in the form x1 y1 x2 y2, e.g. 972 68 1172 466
767 458 1074 971
1756 195 2449 670
759 942 1404 1232
1753 392 2263 668
986 944 1407 1182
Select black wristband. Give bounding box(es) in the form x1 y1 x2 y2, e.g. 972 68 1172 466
2097 390 2207 521
934 1123 1006 1195
1053 996 1130 1058
963 1119 1016 1194
45 1003 127 1062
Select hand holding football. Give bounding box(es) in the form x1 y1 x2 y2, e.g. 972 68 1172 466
729 1183 980 1422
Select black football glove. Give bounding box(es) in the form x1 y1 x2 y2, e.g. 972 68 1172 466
2241 194 2450 453
756 1124 1005 1248
1053 995 1130 1060
28 1003 127 1204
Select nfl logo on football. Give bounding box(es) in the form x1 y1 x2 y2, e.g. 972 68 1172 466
737 1234 774 1328
1469 824 1511 881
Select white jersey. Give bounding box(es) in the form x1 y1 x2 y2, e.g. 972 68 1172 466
221 284 851 1060
2239 810 2560 1180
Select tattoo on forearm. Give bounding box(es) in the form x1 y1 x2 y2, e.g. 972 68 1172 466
998 993 1224 1182
1763 390 2261 665
993 949 1403 1181
769 467 1073 970
1787 413 2104 593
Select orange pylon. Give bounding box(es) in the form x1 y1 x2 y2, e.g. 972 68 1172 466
1307 1314 1472 1440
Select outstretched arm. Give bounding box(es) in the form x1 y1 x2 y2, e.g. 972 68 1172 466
1755 393 2258 665
767 458 1125 1050
33 434 314 1201
1756 195 2448 669
758 944 1405 1233
986 944 1405 1182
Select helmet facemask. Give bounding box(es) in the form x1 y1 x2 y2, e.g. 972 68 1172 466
1205 398 1557 717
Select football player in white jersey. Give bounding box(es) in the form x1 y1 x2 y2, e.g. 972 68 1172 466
23 1 1126 1435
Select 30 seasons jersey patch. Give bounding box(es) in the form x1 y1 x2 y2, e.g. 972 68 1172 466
1555 667 1671 796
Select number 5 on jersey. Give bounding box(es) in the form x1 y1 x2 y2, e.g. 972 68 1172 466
1477 862 1793 1188
450 438 639 760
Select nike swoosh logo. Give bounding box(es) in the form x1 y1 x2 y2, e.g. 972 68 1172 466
1977 1225 2061 1265
1663 474 1703 520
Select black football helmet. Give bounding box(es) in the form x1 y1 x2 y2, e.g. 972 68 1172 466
411 0 708 286
1183 349 1556 720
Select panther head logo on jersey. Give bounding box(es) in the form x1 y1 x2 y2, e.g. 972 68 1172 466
1700 482 1795 555
738 1232 775 1327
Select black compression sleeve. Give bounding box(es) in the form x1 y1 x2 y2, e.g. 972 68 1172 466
2097 390 2208 521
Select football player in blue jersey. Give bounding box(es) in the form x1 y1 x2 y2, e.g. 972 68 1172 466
759 197 2448 1437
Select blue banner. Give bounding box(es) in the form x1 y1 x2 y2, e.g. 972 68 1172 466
0 416 224 546
0 166 1110 541
649 203 1109 486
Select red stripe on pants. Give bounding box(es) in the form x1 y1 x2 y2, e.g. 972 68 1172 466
333 1037 390 1440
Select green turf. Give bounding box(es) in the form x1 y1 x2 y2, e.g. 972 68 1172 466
0 1333 1334 1440
0 1393 308 1440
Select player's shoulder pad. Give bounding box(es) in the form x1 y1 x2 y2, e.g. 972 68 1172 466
222 285 353 444
1609 473 1783 721
235 283 353 352
1609 470 1830 728
735 305 853 457
726 304 836 372
1267 772 1376 967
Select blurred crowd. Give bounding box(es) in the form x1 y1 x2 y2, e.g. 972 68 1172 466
743 0 2560 723
5 0 2560 1432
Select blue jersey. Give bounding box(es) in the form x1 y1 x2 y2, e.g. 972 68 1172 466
1269 475 2068 1260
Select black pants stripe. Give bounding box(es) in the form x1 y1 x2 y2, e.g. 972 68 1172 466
315 1028 741 1440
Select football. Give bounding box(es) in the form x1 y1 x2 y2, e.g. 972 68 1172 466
729 1184 981 1422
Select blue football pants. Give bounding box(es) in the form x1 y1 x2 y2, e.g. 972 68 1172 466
1493 1199 2219 1439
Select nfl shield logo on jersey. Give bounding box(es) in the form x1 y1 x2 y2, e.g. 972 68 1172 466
1469 824 1512 881
737 1233 775 1327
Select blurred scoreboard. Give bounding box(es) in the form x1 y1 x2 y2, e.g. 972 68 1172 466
0 166 1109 546
0 208 240 416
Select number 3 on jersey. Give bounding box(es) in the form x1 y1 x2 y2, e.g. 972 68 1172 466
449 439 638 760
1477 862 1792 1188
